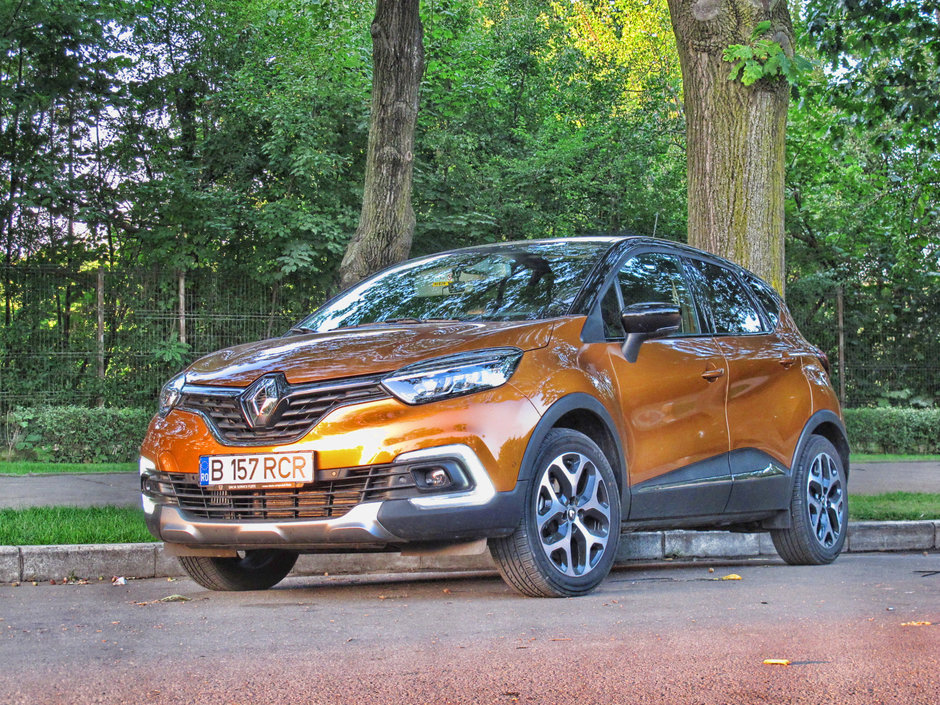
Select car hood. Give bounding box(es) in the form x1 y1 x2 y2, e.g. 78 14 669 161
184 319 556 387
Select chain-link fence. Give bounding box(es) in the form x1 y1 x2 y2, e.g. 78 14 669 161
2 264 937 411
0 265 325 411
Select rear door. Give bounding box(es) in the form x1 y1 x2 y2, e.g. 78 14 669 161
601 250 732 520
684 259 813 513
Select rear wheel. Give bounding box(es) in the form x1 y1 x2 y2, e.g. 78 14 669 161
178 549 298 591
771 435 847 565
489 429 621 597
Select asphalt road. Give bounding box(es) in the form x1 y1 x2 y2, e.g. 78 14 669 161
0 553 936 704
1 460 938 510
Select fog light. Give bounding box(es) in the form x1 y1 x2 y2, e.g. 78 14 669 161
141 474 172 498
412 465 454 491
427 468 450 488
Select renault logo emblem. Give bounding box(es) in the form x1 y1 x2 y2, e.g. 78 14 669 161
240 374 288 428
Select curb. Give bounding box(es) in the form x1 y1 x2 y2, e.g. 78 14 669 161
1 520 937 584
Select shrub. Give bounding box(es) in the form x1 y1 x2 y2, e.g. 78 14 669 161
844 407 940 455
6 406 153 463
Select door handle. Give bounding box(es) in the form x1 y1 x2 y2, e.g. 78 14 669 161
701 368 725 382
780 357 797 369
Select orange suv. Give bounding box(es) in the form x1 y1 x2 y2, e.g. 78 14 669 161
140 237 849 597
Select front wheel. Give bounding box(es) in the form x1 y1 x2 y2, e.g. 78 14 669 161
771 435 847 565
489 429 621 597
179 549 298 591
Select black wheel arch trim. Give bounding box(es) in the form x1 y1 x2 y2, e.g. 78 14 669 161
518 392 630 516
789 410 851 491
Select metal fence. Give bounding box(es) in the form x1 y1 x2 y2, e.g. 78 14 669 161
0 264 326 410
789 285 939 409
1 264 937 411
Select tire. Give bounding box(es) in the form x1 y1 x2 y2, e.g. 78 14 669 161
489 428 621 597
178 549 298 591
771 435 847 565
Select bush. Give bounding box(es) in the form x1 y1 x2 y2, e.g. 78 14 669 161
844 407 940 455
5 406 153 463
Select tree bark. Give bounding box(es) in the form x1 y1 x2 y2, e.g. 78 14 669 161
666 0 793 293
337 0 424 291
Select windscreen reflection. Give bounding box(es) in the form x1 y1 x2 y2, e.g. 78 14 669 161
301 242 609 332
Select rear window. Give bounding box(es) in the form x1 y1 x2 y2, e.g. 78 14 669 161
686 260 764 335
742 272 781 328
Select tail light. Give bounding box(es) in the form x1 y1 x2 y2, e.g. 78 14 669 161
817 349 831 375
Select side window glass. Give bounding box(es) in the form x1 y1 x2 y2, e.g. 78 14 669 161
617 253 700 335
743 272 780 328
688 260 763 335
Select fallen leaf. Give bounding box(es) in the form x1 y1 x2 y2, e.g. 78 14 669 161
721 574 742 581
762 659 791 666
901 621 932 627
159 594 191 603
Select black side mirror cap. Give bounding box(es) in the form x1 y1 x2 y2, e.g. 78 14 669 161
621 303 681 363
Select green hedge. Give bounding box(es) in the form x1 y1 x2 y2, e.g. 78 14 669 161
5 406 153 464
844 407 940 455
3 405 937 464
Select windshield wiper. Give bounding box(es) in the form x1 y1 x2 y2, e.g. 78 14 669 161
380 318 462 324
286 325 315 335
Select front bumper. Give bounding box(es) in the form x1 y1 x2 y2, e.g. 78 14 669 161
141 444 526 552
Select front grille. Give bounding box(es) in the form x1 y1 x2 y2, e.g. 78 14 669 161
149 465 418 521
179 374 390 445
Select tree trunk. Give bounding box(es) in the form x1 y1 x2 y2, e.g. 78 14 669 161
337 0 424 291
666 0 793 293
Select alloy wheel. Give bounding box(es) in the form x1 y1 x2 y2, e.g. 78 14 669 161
535 451 612 577
806 451 845 549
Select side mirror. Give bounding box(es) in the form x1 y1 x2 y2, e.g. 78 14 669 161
621 302 681 363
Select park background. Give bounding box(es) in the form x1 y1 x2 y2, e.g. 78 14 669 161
1 0 938 461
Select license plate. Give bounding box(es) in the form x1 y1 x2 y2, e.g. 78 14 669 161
198 451 315 488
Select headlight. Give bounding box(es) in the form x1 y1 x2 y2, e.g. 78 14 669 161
158 373 187 416
382 347 523 405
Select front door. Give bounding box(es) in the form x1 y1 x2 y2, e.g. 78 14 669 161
602 251 732 520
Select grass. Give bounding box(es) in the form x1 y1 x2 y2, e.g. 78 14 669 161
849 492 940 522
0 506 156 545
851 454 940 463
0 460 137 476
1 494 937 547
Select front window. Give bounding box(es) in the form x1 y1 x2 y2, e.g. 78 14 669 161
299 241 609 332
615 252 701 335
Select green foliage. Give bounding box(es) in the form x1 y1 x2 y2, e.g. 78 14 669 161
0 506 156 546
723 21 811 86
7 406 153 463
805 0 940 150
784 8 940 407
844 408 940 455
412 0 686 253
150 335 192 367
0 0 936 412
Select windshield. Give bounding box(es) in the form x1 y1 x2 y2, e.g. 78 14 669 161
299 241 610 332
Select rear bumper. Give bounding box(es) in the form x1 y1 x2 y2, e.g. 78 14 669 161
141 444 526 552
